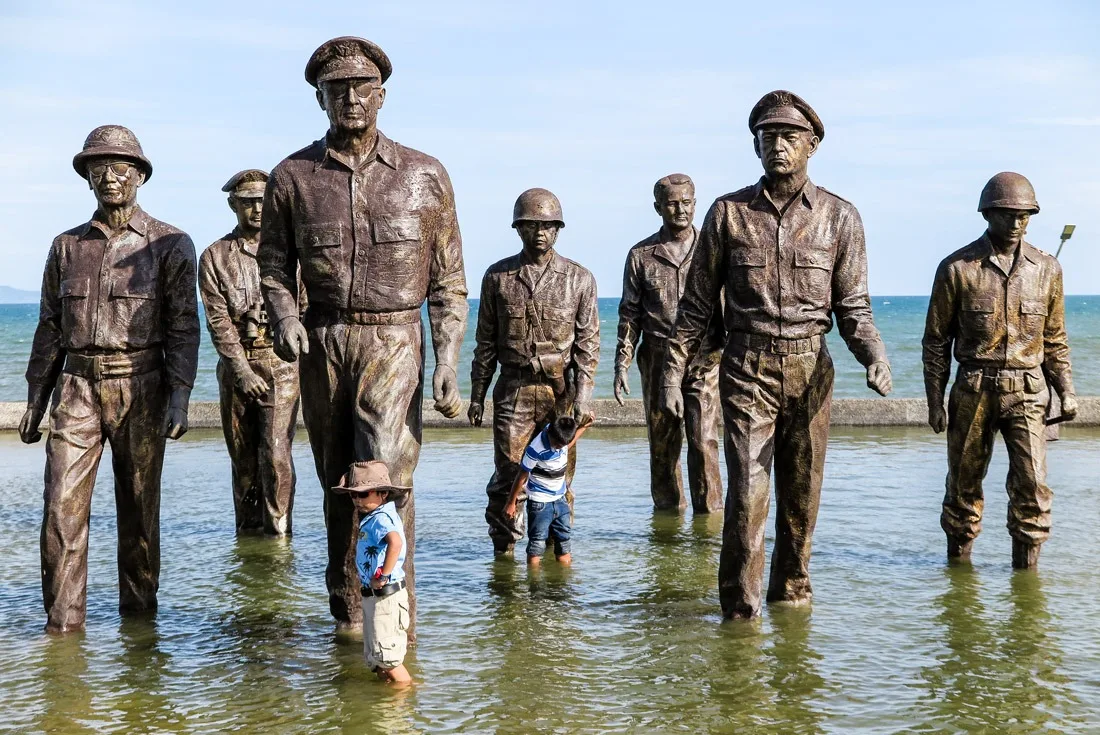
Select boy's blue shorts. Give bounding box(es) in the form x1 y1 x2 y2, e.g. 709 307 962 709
526 496 571 558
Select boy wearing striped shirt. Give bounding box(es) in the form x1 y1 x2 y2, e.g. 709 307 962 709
504 416 590 566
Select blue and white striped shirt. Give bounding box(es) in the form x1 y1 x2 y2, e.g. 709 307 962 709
519 426 568 502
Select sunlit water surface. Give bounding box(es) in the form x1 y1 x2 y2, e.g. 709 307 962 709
1 427 1099 734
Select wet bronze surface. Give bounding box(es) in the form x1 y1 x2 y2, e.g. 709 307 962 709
258 37 468 631
923 173 1076 569
22 125 200 632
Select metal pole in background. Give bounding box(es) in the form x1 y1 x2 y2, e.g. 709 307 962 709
1045 224 1077 437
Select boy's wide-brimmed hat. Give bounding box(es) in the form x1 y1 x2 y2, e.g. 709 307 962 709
332 460 411 499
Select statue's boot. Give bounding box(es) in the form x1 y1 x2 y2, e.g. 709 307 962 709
1011 540 1041 570
947 537 974 562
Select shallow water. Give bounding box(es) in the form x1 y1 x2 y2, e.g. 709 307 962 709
2 427 1099 733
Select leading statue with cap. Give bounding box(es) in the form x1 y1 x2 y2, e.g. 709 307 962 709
20 125 200 633
660 90 893 619
199 169 303 537
258 37 468 637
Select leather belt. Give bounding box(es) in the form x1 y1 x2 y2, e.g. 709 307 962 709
63 347 162 380
729 332 822 355
959 365 1034 393
306 307 421 328
361 579 407 599
242 344 275 361
500 363 555 383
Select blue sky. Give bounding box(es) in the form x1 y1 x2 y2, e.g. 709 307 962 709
2 0 1098 295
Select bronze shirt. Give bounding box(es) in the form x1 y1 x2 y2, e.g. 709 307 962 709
258 131 467 368
616 226 723 373
199 231 267 366
664 178 886 386
25 207 199 408
922 234 1074 400
470 252 599 405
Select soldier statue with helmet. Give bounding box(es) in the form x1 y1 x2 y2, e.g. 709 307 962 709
923 172 1076 569
469 188 600 556
21 125 199 633
199 169 302 536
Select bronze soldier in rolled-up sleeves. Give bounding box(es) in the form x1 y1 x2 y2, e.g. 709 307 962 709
259 37 467 634
923 172 1076 570
20 125 199 633
662 91 892 619
469 188 599 555
615 173 723 514
199 169 300 536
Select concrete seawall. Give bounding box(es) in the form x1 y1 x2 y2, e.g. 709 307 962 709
3 398 1099 430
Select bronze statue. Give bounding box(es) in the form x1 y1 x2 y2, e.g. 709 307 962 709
615 173 723 514
469 188 599 554
258 37 467 634
199 169 301 536
922 172 1076 570
661 91 892 619
20 125 199 633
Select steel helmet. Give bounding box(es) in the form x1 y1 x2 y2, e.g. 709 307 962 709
512 188 564 228
978 172 1039 213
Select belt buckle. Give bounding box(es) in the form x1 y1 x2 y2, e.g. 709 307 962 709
771 337 789 355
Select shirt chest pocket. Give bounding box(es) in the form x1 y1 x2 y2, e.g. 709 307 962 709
374 214 423 270
59 277 90 331
1020 299 1048 331
298 223 343 250
110 278 158 340
502 303 527 340
961 297 996 335
728 247 767 289
541 305 574 342
792 248 832 297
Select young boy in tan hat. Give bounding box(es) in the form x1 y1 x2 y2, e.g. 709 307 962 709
334 461 412 685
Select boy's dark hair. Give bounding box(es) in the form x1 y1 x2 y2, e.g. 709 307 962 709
547 416 578 447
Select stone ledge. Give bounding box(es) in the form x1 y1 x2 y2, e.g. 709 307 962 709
3 397 1098 430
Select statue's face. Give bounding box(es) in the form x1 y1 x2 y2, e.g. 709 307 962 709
317 77 385 133
87 158 144 208
230 195 264 232
754 125 818 177
983 208 1031 245
515 220 560 256
655 183 695 232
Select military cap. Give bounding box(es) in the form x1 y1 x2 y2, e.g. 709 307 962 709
748 90 825 141
221 169 269 197
72 125 153 180
305 36 392 88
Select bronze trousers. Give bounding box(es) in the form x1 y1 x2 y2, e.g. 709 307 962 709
637 337 723 513
484 373 576 552
299 322 422 628
719 341 834 618
941 377 1051 545
41 369 167 630
216 351 300 535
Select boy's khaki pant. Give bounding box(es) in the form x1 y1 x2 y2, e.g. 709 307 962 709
364 587 410 671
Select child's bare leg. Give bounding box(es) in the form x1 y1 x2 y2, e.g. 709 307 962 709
556 553 572 566
527 554 542 567
379 664 412 686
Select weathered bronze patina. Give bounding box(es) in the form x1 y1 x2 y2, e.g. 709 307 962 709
259 37 467 633
923 172 1076 570
21 125 199 633
469 188 599 554
616 173 723 513
661 91 892 619
199 170 300 536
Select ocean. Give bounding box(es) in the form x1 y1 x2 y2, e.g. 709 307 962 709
2 295 1098 402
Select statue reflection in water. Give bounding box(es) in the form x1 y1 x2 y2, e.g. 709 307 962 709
922 567 1079 730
